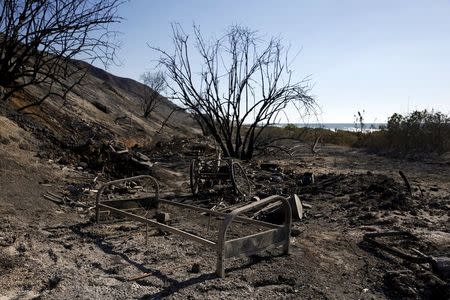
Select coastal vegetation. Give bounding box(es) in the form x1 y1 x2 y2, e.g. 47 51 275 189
276 110 450 157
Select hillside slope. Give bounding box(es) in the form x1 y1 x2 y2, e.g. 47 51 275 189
1 60 199 152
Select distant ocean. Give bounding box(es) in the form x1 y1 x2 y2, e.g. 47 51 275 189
280 123 387 132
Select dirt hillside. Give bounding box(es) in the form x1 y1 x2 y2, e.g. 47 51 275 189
0 60 200 154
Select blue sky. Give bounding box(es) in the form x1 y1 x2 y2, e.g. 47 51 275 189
105 0 450 123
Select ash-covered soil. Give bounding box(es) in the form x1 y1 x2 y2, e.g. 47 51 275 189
1 131 449 299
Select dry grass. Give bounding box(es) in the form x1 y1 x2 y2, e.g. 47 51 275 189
258 125 359 147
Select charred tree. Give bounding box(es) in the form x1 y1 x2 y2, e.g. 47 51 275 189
151 24 316 160
140 71 166 119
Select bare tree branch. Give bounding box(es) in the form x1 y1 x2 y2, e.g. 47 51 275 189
151 24 316 159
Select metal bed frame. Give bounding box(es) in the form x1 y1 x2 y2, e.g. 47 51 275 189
95 175 292 277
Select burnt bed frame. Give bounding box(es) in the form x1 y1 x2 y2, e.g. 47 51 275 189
95 175 292 277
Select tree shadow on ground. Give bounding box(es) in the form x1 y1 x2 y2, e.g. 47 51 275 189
68 222 216 298
68 221 286 299
139 254 283 299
